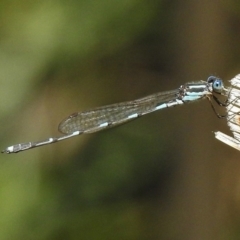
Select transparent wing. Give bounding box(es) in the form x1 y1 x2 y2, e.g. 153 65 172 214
58 89 179 134
2 89 181 153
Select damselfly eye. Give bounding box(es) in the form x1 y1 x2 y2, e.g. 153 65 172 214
212 78 224 93
207 76 218 83
207 76 224 93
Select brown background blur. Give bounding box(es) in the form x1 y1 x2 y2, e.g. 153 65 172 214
1 1 240 239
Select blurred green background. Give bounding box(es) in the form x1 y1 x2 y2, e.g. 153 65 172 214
1 0 240 239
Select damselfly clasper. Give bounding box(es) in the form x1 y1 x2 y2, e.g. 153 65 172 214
2 76 229 153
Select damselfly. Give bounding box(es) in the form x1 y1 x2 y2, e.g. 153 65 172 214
2 76 228 153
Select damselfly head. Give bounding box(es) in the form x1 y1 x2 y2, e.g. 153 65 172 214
207 76 224 94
